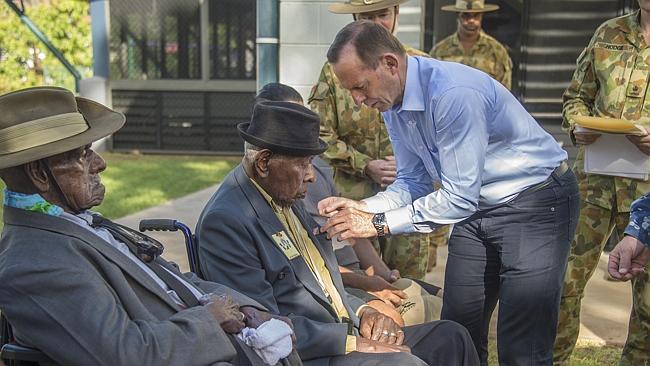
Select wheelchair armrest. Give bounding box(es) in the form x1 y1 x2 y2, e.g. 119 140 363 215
1 342 55 363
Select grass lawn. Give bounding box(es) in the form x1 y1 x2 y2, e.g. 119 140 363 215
487 339 622 365
0 153 239 226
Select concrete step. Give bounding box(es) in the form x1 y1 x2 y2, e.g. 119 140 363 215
524 99 563 114
528 15 612 32
524 68 576 83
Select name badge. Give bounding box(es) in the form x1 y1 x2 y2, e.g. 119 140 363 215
272 231 301 260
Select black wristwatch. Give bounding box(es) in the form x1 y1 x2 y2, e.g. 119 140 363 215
372 213 387 237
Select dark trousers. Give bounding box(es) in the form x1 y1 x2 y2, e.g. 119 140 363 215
328 320 480 366
441 170 580 366
230 335 303 366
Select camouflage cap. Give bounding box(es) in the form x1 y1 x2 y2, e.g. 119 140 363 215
328 0 410 14
441 0 499 13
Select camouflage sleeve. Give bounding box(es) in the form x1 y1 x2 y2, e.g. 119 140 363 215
562 32 599 137
429 40 444 59
499 50 513 90
624 192 650 247
308 64 372 178
405 46 430 58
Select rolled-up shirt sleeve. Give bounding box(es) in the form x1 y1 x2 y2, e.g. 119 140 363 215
624 192 650 247
364 87 488 235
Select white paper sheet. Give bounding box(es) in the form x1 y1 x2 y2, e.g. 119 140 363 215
584 133 650 180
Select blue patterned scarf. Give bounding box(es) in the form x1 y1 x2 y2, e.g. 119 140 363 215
4 189 63 216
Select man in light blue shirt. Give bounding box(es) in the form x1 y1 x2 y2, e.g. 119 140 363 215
318 21 580 365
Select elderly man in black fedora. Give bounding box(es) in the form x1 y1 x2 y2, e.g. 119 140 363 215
0 86 300 366
195 100 479 366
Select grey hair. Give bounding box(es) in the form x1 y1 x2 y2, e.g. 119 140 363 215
327 20 405 69
243 141 263 162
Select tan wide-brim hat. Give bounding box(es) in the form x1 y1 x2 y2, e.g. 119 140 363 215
441 0 499 12
329 0 410 14
0 86 126 169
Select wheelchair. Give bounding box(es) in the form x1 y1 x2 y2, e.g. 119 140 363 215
0 219 200 366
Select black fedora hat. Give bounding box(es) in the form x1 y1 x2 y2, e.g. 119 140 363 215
238 101 327 156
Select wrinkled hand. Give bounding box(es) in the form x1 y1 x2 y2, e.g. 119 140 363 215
318 196 367 218
363 276 407 306
240 306 272 328
240 307 297 346
355 337 410 353
366 299 405 327
319 208 377 240
608 235 650 281
203 294 245 334
364 156 397 187
627 127 650 155
573 130 602 145
359 307 404 345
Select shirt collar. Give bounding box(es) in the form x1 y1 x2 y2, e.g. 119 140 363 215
452 30 487 49
249 176 285 214
394 56 426 113
624 10 645 48
3 189 63 216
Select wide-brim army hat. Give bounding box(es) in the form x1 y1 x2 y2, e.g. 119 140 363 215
329 0 410 14
0 86 126 169
441 0 499 13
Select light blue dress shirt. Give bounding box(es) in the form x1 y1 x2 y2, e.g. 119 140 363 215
363 56 567 234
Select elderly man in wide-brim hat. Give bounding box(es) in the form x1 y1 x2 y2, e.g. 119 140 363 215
309 0 450 316
0 86 300 366
430 0 513 90
196 100 479 366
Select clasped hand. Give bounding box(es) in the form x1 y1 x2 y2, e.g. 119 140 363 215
202 293 296 344
608 236 650 281
356 307 410 353
316 197 378 240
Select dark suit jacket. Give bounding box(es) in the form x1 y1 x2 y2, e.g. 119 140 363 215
197 165 366 364
0 206 265 366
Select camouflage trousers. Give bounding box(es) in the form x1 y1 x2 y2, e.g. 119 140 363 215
553 201 650 365
377 233 430 280
427 224 450 272
371 225 449 279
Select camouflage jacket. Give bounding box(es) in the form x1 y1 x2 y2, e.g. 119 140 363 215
563 10 650 212
308 46 429 200
430 30 512 90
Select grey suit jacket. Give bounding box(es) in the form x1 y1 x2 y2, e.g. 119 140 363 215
0 206 265 366
196 165 366 365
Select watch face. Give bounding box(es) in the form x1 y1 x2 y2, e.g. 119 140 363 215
372 213 386 225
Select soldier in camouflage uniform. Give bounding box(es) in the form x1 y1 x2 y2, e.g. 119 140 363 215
430 0 512 90
554 4 650 365
309 0 449 280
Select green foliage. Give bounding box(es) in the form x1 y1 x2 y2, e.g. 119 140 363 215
0 0 92 93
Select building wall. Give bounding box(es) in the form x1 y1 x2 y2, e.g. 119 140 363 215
278 0 425 101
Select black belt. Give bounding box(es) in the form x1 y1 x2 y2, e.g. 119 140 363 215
523 160 570 194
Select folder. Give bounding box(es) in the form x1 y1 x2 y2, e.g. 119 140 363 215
571 116 650 180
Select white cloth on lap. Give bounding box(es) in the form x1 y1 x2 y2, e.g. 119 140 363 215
237 318 293 365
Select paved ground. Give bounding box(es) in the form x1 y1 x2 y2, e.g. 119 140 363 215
117 184 633 346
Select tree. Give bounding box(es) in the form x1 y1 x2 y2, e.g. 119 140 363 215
0 0 92 94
